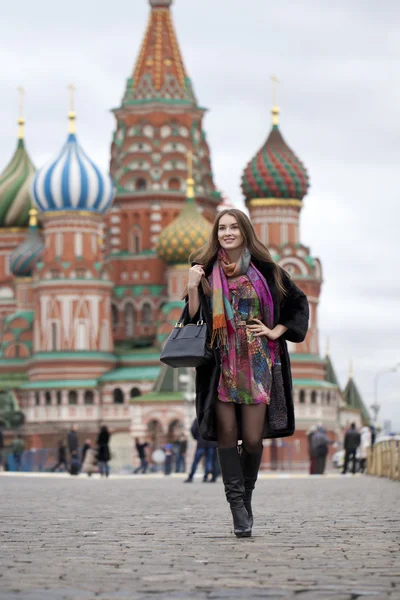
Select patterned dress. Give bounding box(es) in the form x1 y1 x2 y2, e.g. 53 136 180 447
218 275 273 405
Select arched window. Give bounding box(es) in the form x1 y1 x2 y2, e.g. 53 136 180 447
113 388 124 404
142 302 152 325
124 303 135 337
35 392 40 406
56 391 62 406
45 391 52 406
68 391 78 405
130 387 141 399
299 390 305 404
326 392 330 405
111 304 119 333
168 178 180 191
136 178 147 191
311 391 317 404
130 227 142 254
84 390 94 405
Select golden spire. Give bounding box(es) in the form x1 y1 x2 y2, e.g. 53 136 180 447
17 86 25 140
349 360 354 379
29 207 38 227
271 75 280 126
67 84 76 134
326 337 330 356
186 150 194 199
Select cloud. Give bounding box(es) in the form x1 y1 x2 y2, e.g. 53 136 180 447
0 0 399 428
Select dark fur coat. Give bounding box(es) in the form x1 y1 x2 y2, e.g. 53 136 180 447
185 258 309 442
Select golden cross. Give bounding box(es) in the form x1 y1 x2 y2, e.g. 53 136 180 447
17 86 25 118
271 75 279 106
68 84 76 113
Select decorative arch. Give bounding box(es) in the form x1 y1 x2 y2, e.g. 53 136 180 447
299 390 305 404
124 302 136 338
147 419 163 445
130 387 141 399
84 390 94 405
129 225 142 254
142 302 152 325
168 177 181 191
68 390 78 405
278 257 309 276
311 391 317 404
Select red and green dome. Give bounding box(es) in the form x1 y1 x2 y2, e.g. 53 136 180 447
242 113 309 203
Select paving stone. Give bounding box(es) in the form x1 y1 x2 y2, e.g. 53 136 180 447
0 475 399 599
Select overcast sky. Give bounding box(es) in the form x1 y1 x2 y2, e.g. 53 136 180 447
1 0 399 430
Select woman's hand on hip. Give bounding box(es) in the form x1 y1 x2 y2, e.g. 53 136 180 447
247 319 287 340
188 265 205 289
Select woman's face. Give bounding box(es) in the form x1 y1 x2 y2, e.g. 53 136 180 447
217 213 244 252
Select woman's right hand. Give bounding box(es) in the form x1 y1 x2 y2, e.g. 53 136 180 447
188 264 205 289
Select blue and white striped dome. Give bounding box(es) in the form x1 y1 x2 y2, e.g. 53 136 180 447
32 133 115 214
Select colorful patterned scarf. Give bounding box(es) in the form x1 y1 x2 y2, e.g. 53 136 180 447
211 247 277 362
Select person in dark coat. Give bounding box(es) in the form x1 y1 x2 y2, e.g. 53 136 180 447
51 440 68 472
185 209 309 538
184 419 217 483
67 425 79 456
311 425 333 475
97 425 111 477
133 438 149 474
342 423 361 474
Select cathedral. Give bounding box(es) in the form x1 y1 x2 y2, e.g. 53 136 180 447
0 0 369 469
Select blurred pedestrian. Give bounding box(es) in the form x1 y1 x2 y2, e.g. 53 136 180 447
97 425 110 477
369 425 376 447
81 438 92 464
133 438 149 474
307 425 317 474
311 425 332 475
342 423 361 475
67 424 79 457
69 450 80 475
51 440 68 472
175 434 187 473
184 419 214 483
358 426 372 473
164 442 174 475
12 434 25 471
81 444 98 477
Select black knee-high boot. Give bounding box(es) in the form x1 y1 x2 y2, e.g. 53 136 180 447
240 447 263 529
217 447 251 538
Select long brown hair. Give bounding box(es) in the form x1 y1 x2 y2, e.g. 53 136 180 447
187 208 287 299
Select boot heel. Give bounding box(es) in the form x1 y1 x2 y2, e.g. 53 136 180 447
231 506 252 538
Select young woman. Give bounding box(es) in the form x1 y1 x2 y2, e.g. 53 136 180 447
186 209 309 538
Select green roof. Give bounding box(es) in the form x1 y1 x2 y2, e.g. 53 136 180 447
31 352 116 362
113 285 165 299
292 379 339 389
161 301 185 316
343 377 370 425
99 366 161 383
118 353 160 363
131 391 184 403
20 379 98 390
290 354 325 363
325 354 339 385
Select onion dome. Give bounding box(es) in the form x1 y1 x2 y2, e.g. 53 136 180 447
242 107 309 203
157 153 211 264
0 115 35 227
10 207 44 276
32 104 114 214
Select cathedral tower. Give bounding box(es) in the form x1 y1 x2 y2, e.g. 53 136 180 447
106 0 219 347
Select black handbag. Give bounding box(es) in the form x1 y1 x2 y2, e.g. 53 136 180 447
160 305 214 368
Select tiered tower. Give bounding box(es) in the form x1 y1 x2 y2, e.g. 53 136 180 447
0 90 35 324
242 100 341 454
105 0 219 347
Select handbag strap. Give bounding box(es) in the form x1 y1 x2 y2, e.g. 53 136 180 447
176 303 205 327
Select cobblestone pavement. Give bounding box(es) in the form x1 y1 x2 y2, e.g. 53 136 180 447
1 474 400 600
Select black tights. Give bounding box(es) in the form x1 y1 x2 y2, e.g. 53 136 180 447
216 400 266 454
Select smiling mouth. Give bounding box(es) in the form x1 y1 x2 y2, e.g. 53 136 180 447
224 239 235 242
